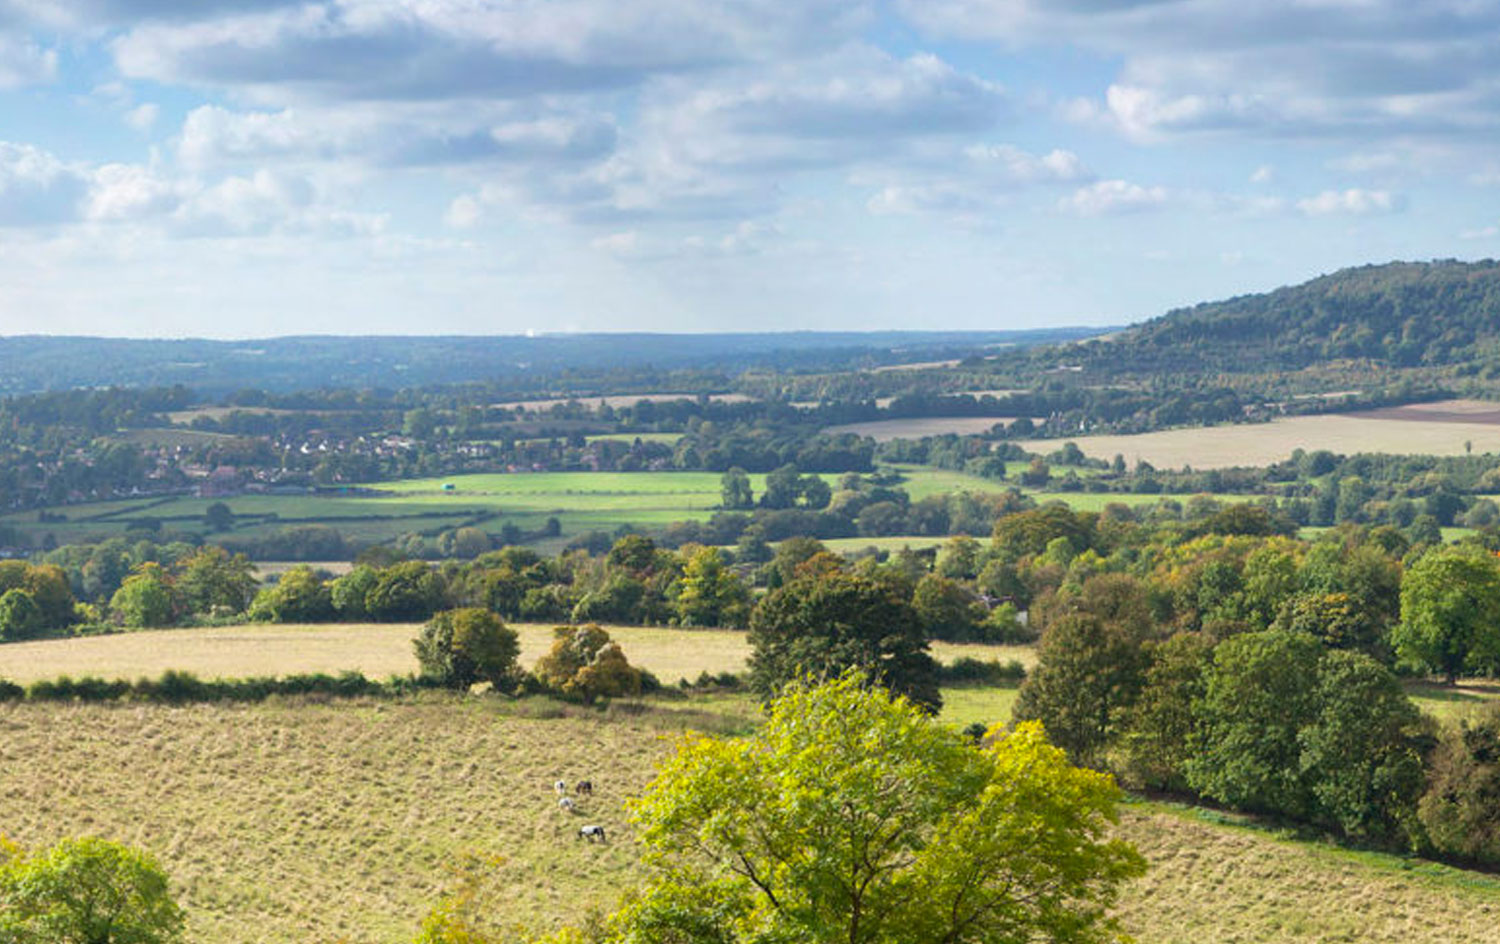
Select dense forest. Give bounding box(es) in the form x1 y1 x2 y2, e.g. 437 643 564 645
1016 259 1500 376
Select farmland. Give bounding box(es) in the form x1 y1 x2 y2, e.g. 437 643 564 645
0 622 1036 685
3 696 1498 944
0 466 1031 551
1019 403 1500 470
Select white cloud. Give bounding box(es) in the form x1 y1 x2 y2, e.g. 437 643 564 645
86 163 182 221
1058 179 1169 216
124 103 160 130
906 1 1500 146
0 35 56 88
0 143 90 225
591 230 643 258
444 193 481 229
1250 164 1273 184
1460 224 1499 240
112 0 871 103
170 168 385 237
962 144 1087 184
176 103 618 169
1295 188 1402 215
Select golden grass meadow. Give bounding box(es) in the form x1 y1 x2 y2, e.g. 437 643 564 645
4 695 1500 944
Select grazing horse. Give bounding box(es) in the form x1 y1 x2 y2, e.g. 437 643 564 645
578 824 606 843
553 779 567 794
559 796 576 812
575 780 593 796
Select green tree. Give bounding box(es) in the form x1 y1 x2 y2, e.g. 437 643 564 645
1014 574 1154 767
799 474 832 510
613 674 1144 944
1272 591 1384 654
247 566 335 623
759 463 801 510
911 574 985 641
364 561 446 622
934 534 984 580
673 545 750 628
109 566 177 629
1419 702 1500 863
413 608 521 690
0 588 43 641
1299 650 1427 842
203 501 234 533
1394 546 1500 683
1185 630 1322 818
719 467 753 510
330 564 379 620
174 546 258 615
1118 632 1214 790
748 570 940 712
0 837 184 944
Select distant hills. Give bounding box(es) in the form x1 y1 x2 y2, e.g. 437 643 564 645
0 328 1102 396
1090 259 1500 374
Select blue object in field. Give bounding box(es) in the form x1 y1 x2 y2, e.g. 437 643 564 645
442 483 456 491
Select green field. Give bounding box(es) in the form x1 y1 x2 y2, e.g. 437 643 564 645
0 464 1278 554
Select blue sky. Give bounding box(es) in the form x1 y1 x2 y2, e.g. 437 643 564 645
1 0 1497 338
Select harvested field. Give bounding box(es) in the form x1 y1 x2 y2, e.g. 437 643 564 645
0 623 1033 686
2 700 1497 944
1116 803 1500 944
1018 412 1500 470
1353 398 1500 424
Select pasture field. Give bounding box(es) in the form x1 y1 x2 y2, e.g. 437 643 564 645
0 471 786 549
1017 408 1500 471
0 623 1035 686
3 698 1499 944
0 464 1212 552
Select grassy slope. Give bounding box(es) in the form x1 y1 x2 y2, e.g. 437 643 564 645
3 698 1499 944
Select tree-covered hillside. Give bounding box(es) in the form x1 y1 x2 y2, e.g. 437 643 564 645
1065 260 1500 375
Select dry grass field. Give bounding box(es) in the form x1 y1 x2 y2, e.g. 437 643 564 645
1116 804 1500 943
1018 408 1500 470
0 623 1035 686
3 699 1498 944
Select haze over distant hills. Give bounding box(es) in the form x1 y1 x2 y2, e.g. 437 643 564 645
0 328 1101 396
6 260 1496 396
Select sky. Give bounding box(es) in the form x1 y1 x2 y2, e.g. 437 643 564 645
2 0 1499 338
